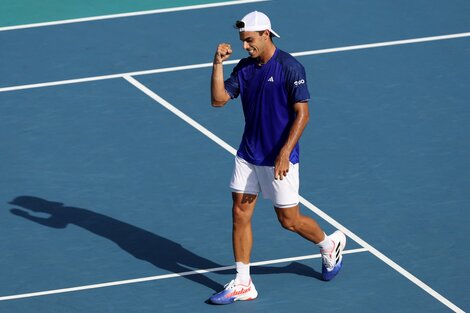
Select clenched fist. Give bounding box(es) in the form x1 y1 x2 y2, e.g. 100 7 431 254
214 43 233 64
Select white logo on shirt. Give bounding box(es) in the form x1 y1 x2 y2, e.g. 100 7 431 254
267 76 274 82
294 79 305 87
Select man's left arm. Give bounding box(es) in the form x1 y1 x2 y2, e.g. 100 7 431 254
274 101 309 180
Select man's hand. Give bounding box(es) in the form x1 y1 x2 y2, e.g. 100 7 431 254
214 43 232 64
274 150 290 180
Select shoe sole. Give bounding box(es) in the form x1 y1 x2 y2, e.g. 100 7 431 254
209 288 258 304
210 295 257 305
322 260 343 281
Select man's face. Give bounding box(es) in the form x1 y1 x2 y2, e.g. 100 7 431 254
239 30 269 59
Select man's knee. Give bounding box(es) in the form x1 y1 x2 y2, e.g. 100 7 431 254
232 193 256 225
232 205 252 224
277 214 301 232
275 205 301 232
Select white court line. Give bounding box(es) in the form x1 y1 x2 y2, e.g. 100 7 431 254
0 0 268 32
123 75 237 155
1 32 469 93
124 76 465 313
0 248 368 301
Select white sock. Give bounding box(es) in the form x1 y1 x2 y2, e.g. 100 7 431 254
317 233 334 252
235 262 250 285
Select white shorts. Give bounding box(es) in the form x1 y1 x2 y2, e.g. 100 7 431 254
229 156 300 208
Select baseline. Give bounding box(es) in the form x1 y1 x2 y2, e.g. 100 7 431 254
0 0 268 32
0 248 367 301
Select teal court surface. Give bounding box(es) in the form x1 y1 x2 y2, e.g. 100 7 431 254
0 0 469 312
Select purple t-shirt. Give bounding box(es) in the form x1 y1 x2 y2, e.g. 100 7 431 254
225 49 310 166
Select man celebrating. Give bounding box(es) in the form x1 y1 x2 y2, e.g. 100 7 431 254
210 11 346 304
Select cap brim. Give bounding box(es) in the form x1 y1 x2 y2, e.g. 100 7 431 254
269 29 280 38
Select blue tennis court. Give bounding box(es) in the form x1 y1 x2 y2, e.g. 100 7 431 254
1 0 469 312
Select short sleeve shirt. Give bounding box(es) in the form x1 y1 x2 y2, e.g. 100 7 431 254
225 49 310 166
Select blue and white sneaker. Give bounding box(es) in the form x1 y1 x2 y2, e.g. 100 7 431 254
209 279 258 304
321 230 346 281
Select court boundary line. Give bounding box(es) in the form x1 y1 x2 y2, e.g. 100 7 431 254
0 0 268 32
1 32 469 93
0 248 368 301
123 75 465 313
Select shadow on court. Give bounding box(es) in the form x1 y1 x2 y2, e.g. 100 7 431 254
9 196 322 294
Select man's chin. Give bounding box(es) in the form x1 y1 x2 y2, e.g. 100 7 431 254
247 51 257 58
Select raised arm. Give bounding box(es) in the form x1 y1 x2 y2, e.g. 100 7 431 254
211 43 233 107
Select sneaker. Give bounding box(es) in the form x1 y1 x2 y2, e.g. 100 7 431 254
321 230 346 281
209 279 258 305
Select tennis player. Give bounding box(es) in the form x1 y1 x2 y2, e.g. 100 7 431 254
209 11 346 305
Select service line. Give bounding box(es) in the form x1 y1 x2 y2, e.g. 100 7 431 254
1 32 469 93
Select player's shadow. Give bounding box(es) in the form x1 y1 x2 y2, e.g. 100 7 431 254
9 196 322 293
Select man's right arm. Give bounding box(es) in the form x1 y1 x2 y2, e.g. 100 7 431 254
211 43 232 107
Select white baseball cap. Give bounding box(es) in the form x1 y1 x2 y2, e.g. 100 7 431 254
235 11 280 38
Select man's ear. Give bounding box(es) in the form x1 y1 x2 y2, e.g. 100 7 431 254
264 30 270 40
